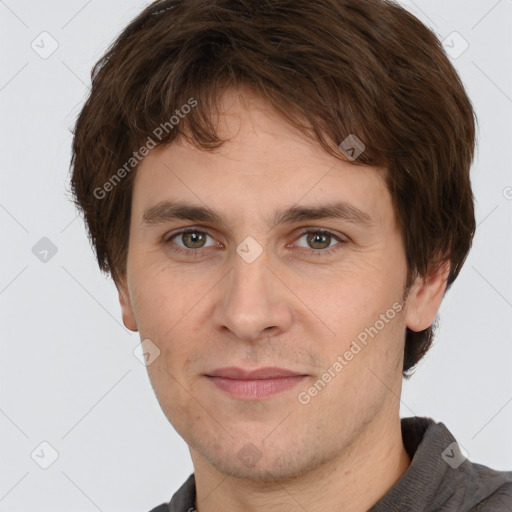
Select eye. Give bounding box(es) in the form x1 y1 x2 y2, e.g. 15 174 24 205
165 228 219 253
164 227 347 257
293 229 347 255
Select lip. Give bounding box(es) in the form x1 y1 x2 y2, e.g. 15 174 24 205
206 366 306 379
205 367 308 400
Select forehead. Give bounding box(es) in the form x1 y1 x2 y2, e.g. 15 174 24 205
130 87 391 230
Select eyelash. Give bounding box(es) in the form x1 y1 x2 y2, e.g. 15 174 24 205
164 227 348 258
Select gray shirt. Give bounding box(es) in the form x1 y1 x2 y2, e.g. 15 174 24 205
149 416 512 511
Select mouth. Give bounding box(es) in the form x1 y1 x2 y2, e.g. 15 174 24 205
204 367 308 400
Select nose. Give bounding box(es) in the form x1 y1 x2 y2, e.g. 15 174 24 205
212 248 294 342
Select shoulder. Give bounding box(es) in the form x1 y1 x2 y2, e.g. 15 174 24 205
147 504 169 512
467 464 512 511
145 473 196 512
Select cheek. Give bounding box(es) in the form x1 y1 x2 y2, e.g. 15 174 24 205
132 255 185 303
313 259 403 328
127 260 198 346
132 261 209 339
300 260 406 377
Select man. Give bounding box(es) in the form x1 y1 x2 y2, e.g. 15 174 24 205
69 0 512 510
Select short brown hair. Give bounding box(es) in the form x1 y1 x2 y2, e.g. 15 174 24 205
69 0 476 377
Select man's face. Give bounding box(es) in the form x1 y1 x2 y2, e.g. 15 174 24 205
118 87 413 482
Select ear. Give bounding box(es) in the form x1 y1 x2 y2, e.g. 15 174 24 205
405 260 451 332
116 279 138 332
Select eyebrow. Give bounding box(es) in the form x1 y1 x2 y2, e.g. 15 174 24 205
142 200 374 228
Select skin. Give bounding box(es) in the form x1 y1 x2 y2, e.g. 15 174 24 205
117 86 449 512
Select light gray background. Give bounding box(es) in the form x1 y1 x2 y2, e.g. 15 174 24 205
1 0 511 510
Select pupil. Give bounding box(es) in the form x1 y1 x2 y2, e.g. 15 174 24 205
309 233 329 249
186 232 203 247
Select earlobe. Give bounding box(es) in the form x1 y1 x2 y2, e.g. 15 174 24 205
405 260 450 332
117 282 138 332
